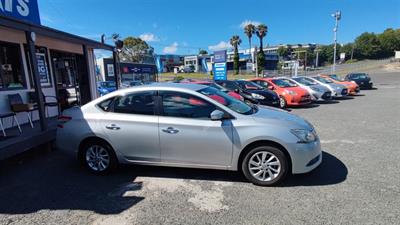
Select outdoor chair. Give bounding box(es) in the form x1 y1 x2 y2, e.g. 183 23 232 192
28 91 59 117
0 112 22 137
8 94 36 128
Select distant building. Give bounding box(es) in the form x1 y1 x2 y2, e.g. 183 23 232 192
155 54 184 72
184 55 212 73
97 58 157 84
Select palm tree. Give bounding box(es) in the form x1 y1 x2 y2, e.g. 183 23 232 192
244 24 256 62
256 24 268 51
230 35 242 74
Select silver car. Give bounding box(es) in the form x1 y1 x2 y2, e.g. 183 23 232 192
56 83 322 186
310 76 348 98
290 77 332 101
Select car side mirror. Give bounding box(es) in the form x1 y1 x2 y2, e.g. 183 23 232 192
268 86 274 90
234 88 240 93
210 110 225 121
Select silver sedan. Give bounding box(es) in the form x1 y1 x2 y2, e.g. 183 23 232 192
56 83 322 186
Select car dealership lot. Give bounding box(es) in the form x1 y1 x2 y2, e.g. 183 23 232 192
0 71 399 225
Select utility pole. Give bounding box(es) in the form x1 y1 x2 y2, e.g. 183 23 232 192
315 48 321 68
351 43 355 60
332 10 341 73
255 46 258 77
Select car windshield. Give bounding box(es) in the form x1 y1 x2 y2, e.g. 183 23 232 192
314 76 333 83
272 79 298 87
238 81 264 90
354 73 369 79
101 82 116 88
293 77 317 86
329 74 344 81
197 87 254 115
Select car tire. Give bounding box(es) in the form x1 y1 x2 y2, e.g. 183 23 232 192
279 96 287 108
242 145 288 186
80 140 118 175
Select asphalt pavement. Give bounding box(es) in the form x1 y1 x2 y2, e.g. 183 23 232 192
0 70 399 225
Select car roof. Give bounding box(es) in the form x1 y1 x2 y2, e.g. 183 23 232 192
118 82 206 94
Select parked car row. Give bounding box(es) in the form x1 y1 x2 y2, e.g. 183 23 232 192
180 73 372 110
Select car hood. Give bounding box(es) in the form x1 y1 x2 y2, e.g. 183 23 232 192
284 86 309 95
252 106 312 130
310 84 329 92
327 83 346 90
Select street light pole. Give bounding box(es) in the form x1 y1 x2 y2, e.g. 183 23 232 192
332 10 341 74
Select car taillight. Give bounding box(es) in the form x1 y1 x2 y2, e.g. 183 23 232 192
57 115 72 128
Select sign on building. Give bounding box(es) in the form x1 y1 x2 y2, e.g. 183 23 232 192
213 50 227 81
36 53 50 87
0 0 41 25
107 64 115 77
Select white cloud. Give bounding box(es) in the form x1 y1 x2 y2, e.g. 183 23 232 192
239 20 261 28
208 41 231 51
163 42 179 54
139 33 160 42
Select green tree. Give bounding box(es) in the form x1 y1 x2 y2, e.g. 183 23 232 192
120 36 153 63
354 32 382 59
340 43 355 60
199 49 208 55
256 24 268 50
230 35 242 75
244 23 256 63
378 28 400 57
256 24 268 74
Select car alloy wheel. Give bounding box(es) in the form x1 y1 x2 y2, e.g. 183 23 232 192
248 151 281 182
279 96 287 108
85 145 111 172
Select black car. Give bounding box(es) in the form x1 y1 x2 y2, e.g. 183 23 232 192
345 73 373 89
215 80 280 107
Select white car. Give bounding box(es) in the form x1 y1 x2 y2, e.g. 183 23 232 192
56 83 322 186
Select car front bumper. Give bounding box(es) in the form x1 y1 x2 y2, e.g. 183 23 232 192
290 140 322 174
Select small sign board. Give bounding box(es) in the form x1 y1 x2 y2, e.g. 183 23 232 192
36 53 51 87
107 64 115 77
213 50 227 81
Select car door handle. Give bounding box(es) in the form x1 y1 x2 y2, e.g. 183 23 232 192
106 124 120 130
162 127 179 134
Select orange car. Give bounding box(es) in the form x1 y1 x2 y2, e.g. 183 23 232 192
320 74 360 95
250 78 312 108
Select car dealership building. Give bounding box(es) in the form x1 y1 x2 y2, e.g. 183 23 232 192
0 0 116 158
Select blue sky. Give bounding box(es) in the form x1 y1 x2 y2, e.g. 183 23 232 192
38 0 400 55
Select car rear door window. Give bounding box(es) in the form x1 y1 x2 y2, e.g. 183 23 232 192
113 91 156 115
160 91 216 119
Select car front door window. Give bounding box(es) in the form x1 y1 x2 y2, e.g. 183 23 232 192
161 91 216 119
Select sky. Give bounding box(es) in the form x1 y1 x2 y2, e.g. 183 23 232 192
38 0 400 55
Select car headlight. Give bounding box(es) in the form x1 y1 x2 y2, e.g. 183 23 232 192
291 129 317 143
286 90 297 95
251 93 265 100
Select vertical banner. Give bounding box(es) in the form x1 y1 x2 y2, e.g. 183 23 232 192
36 53 51 87
213 50 227 81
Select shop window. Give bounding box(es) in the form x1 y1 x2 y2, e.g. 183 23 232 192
0 41 26 90
24 45 52 88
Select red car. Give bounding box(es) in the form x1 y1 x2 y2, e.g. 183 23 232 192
250 78 312 108
180 80 244 101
